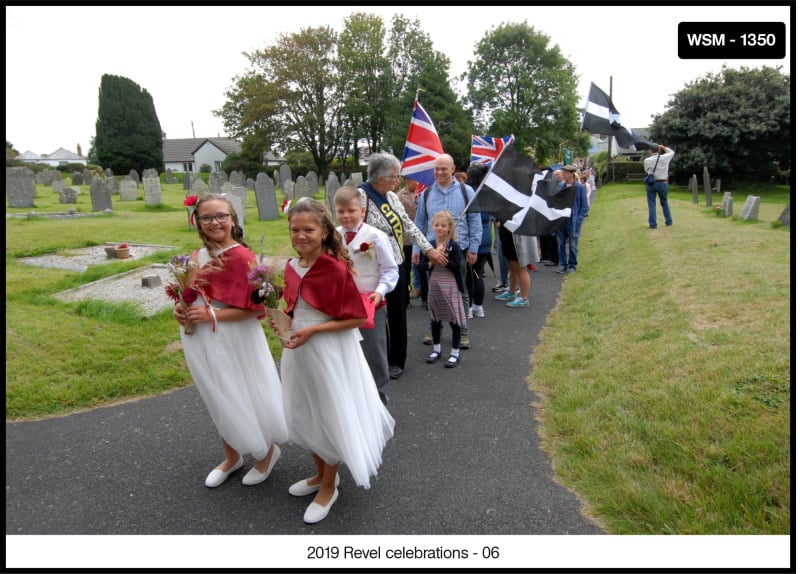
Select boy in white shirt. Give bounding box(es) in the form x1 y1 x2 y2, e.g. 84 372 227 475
334 186 399 404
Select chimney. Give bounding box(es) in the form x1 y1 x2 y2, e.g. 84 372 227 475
77 143 82 157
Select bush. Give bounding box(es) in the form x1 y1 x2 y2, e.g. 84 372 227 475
199 164 212 173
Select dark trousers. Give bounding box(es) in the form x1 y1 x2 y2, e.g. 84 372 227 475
539 233 558 263
386 264 408 369
401 245 413 307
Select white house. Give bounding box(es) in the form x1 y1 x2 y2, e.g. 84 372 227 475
16 147 88 167
162 137 243 173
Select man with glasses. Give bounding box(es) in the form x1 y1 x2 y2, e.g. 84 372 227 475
359 153 447 382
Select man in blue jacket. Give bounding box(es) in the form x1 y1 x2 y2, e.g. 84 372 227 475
555 165 590 274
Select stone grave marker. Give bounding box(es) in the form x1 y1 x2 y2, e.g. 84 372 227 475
209 173 223 194
740 195 760 221
231 186 247 224
722 192 733 217
220 181 233 196
90 177 112 211
183 172 192 190
51 178 67 195
105 168 114 179
60 187 79 204
71 171 83 185
349 172 363 185
702 166 712 207
6 166 37 207
224 193 246 232
246 177 255 190
106 175 119 194
165 169 176 184
340 172 347 185
229 171 244 188
279 164 292 192
128 169 140 184
778 202 791 227
255 172 279 220
283 179 295 200
82 168 93 185
294 177 311 199
325 176 339 223
191 177 210 196
305 171 318 195
690 174 698 204
119 177 139 201
273 169 280 189
142 169 162 205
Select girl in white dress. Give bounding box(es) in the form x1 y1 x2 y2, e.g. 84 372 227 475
173 194 288 488
275 199 395 524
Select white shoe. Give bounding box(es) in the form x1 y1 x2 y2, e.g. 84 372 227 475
303 488 339 524
289 473 340 497
242 445 281 486
204 456 243 488
472 305 485 318
467 307 473 319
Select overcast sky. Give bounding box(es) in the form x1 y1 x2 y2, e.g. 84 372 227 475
6 5 791 157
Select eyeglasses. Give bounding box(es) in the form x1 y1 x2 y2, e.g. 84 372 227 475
198 213 231 225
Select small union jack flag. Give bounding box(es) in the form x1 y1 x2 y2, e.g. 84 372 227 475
471 134 515 166
400 99 444 188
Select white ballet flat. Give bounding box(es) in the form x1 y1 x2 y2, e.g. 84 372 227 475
204 456 243 488
288 473 340 497
303 488 339 524
242 445 281 486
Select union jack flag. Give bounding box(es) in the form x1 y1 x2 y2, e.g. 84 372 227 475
400 99 443 187
471 134 515 166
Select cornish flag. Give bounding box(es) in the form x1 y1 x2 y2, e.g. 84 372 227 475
400 98 444 187
471 134 515 166
465 144 575 236
581 82 655 151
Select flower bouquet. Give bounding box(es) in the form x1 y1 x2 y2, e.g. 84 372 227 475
248 256 291 342
165 254 201 335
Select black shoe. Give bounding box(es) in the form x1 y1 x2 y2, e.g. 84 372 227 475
491 282 509 293
388 366 403 379
445 354 460 368
379 392 388 405
544 260 558 267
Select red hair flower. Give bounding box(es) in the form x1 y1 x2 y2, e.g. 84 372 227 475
183 195 198 206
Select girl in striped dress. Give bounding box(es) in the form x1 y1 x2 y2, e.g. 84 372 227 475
424 210 466 368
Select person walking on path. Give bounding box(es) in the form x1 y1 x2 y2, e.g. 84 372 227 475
359 153 447 381
555 165 590 274
643 143 675 229
334 186 398 405
412 153 482 349
276 199 395 524
172 194 288 489
423 210 467 368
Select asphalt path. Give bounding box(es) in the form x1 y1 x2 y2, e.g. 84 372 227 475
6 256 604 557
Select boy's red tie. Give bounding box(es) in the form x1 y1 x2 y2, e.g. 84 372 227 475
345 231 356 244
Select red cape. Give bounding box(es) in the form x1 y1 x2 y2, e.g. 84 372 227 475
283 253 367 320
195 245 265 318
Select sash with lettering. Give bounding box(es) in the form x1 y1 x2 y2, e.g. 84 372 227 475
359 182 404 255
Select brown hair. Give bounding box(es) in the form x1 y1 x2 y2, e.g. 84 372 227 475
195 193 249 264
288 198 355 272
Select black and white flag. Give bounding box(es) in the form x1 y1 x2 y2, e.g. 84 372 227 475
464 144 575 236
581 82 655 151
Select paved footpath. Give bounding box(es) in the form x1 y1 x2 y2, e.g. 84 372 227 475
6 259 604 563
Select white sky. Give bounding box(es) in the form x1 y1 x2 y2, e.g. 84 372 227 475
6 5 791 156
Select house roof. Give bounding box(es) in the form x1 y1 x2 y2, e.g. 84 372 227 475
17 151 41 160
47 147 86 161
162 138 242 162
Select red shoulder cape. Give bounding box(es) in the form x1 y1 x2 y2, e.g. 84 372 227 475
196 245 265 318
283 253 367 320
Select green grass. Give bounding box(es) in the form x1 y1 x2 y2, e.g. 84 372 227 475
6 180 791 534
530 184 790 534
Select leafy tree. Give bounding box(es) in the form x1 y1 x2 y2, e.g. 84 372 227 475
7 141 19 157
463 22 579 165
649 66 790 183
94 74 163 174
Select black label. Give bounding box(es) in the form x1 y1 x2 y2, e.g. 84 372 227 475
678 22 786 59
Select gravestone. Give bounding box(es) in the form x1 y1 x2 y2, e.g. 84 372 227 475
119 177 139 201
255 172 279 220
51 178 67 195
105 175 119 194
722 192 733 217
690 174 698 204
183 172 192 190
224 192 246 232
35 172 44 185
105 168 114 179
191 177 210 196
59 187 79 204
713 178 721 193
71 171 83 185
349 172 363 185
41 168 57 185
740 195 760 221
142 169 162 205
279 164 292 192
165 169 176 184
778 202 791 227
294 177 311 199
246 177 255 190
702 166 712 207
82 168 93 185
90 177 112 211
273 169 280 189
283 179 295 200
220 181 233 196
6 166 36 207
209 173 224 195
340 172 347 185
231 186 247 224
305 171 319 195
229 171 244 188
128 169 140 184
325 176 339 222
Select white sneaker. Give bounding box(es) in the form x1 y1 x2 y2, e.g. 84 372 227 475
467 307 473 319
472 305 485 318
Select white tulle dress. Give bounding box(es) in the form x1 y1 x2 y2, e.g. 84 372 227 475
280 261 395 489
180 247 288 461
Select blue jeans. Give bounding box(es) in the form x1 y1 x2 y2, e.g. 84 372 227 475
556 227 579 270
646 181 672 228
496 232 509 284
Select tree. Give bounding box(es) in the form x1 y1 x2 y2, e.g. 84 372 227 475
649 66 790 183
463 22 579 165
94 74 163 174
